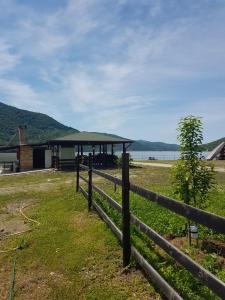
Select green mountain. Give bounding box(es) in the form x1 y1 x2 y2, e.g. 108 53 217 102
2 101 222 152
93 132 179 151
0 101 78 145
0 101 179 150
130 140 179 151
200 137 225 151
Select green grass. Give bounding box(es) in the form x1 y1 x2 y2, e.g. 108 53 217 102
88 165 225 299
1 165 225 299
0 171 158 300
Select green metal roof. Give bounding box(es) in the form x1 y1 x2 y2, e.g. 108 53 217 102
50 132 133 144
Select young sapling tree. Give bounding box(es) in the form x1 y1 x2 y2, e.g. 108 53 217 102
172 115 215 245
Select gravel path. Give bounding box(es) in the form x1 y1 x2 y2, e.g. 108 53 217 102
132 162 225 172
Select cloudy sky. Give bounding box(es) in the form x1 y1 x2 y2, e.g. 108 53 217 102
0 0 225 143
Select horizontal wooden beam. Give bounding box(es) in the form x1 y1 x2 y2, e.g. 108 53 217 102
92 184 122 213
92 198 182 300
130 183 225 234
91 184 225 298
92 168 122 185
79 164 89 171
92 200 122 242
131 246 183 300
79 186 88 200
79 175 89 184
130 214 225 299
91 167 225 233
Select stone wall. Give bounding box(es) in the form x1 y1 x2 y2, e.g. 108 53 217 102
19 145 33 171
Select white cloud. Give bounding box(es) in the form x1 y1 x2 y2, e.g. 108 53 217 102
0 40 20 73
7 0 100 58
0 79 42 110
0 0 225 140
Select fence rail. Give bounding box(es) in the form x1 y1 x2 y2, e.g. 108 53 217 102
77 154 225 299
130 183 225 234
0 161 14 171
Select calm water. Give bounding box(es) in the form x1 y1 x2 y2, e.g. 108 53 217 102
0 151 210 162
116 151 210 160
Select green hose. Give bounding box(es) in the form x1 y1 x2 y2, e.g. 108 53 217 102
8 255 16 300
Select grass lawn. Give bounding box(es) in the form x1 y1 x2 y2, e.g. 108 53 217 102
87 165 225 300
0 171 159 300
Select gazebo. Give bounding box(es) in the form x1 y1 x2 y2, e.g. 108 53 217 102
48 132 133 169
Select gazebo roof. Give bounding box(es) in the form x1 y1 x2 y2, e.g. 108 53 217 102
49 132 133 145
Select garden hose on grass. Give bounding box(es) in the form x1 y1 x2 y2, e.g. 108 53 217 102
2 229 33 239
5 240 29 299
1 205 40 298
1 204 40 298
0 246 19 254
8 255 16 300
18 207 40 226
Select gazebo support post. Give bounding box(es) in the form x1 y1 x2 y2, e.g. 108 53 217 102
76 145 80 192
92 146 95 166
56 145 60 169
88 153 93 211
111 144 114 156
123 143 126 154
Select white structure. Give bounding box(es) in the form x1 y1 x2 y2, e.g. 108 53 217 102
206 142 225 160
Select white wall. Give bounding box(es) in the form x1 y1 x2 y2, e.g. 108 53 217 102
0 153 17 161
45 150 52 168
60 147 74 159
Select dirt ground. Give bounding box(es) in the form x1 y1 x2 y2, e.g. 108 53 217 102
0 199 37 239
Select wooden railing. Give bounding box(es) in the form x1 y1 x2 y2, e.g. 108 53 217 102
0 161 14 171
76 153 225 300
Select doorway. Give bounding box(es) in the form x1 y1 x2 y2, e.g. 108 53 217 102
33 148 45 169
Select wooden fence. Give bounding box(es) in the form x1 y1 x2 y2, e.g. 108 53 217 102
76 153 225 299
0 161 14 171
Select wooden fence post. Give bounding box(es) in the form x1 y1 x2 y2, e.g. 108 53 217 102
88 153 93 211
122 152 131 267
76 154 80 192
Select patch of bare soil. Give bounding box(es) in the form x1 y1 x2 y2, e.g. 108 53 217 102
0 263 11 299
0 179 74 195
0 260 71 300
167 236 225 268
202 239 225 258
16 272 50 300
0 182 54 195
3 199 36 215
167 236 187 249
0 218 29 239
0 199 36 239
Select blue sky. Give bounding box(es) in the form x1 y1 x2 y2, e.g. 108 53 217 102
0 0 225 143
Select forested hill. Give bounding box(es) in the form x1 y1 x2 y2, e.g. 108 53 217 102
0 101 78 145
1 101 221 151
0 101 179 150
129 140 179 151
94 133 179 151
200 137 225 151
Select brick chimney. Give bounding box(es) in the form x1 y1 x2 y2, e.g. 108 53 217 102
18 126 27 145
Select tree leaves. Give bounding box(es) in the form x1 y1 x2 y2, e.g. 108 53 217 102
172 115 215 209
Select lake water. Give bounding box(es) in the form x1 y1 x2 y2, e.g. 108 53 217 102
0 151 211 162
116 151 210 160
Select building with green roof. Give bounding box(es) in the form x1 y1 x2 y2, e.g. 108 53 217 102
0 130 133 172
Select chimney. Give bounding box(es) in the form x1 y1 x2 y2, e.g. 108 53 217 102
18 126 27 145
